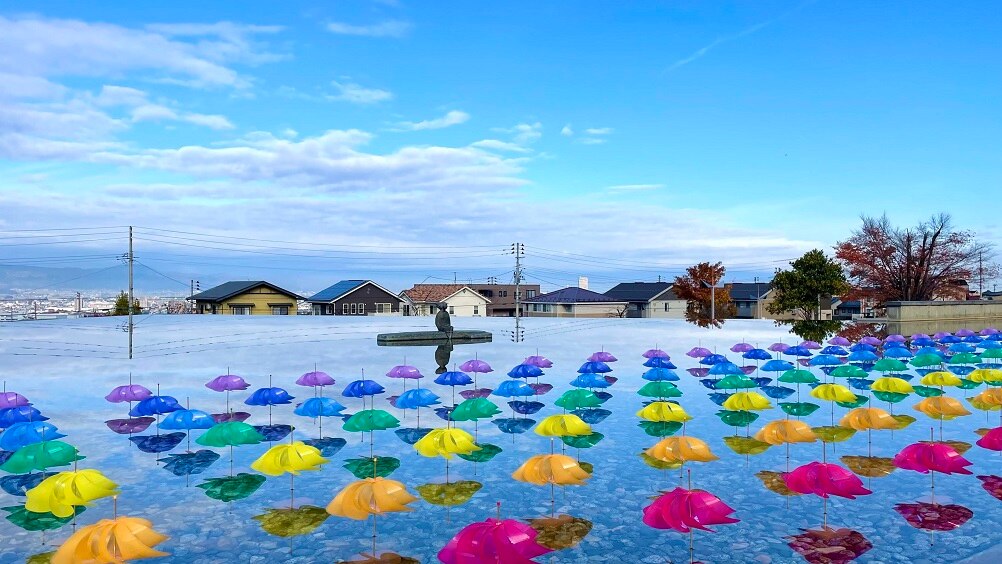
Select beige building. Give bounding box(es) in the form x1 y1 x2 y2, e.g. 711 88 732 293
400 284 491 317
191 281 303 315
524 286 629 318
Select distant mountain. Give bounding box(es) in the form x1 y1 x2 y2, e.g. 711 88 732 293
0 264 187 294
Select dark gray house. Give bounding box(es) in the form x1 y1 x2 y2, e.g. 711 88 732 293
307 280 403 316
726 282 773 319
603 282 685 318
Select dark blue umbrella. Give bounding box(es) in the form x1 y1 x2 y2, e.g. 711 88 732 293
751 376 772 387
820 346 849 356
761 359 795 372
435 371 474 387
700 379 720 390
0 422 64 450
699 354 727 366
254 424 293 442
643 357 677 369
245 387 295 406
911 338 937 347
939 335 962 344
129 396 181 417
643 368 679 382
129 432 186 453
962 335 984 343
507 364 544 379
762 385 794 399
0 471 56 496
394 428 433 445
508 401 545 415
342 380 385 398
848 378 872 391
304 437 348 456
849 343 877 352
0 407 48 427
594 391 613 402
158 450 220 477
742 349 773 361
577 361 612 374
492 418 535 434
784 345 813 357
434 406 456 422
947 365 976 376
0 450 12 466
572 408 611 424
707 393 731 406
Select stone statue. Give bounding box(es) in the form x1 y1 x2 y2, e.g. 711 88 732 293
434 343 453 374
435 302 453 333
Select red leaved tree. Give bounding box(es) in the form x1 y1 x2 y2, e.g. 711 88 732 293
834 214 996 303
673 262 735 327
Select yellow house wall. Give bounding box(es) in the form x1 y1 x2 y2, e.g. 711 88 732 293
217 287 297 315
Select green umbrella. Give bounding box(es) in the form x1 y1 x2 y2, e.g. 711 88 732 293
717 375 757 389
27 552 55 564
578 461 594 474
636 382 682 399
873 358 907 373
779 402 821 417
910 354 944 368
554 390 602 410
197 473 266 502
637 420 682 437
912 385 945 398
950 352 981 365
343 410 400 433
343 456 400 479
560 432 604 449
778 370 819 384
716 410 759 427
196 421 264 448
830 365 868 379
2 505 84 532
416 480 482 507
981 349 1002 360
0 441 82 473
450 398 501 421
723 436 771 455
253 505 329 537
958 378 980 390
873 391 909 404
813 426 856 443
835 395 869 409
457 443 502 463
891 414 917 429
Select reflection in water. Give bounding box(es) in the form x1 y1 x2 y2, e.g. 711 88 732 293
253 505 329 537
527 513 593 550
787 527 872 563
894 501 974 531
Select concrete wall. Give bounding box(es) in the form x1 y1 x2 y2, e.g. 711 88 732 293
886 300 1002 322
648 298 687 319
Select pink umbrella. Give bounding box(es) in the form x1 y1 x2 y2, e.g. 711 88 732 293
782 462 872 499
643 348 670 359
643 487 739 532
828 336 851 346
522 355 553 368
0 391 30 409
893 442 973 475
730 343 754 353
976 427 1002 451
439 515 552 564
894 502 973 531
977 475 1002 501
768 343 790 353
588 351 618 363
686 347 712 358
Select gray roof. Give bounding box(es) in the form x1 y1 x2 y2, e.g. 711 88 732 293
190 281 304 302
526 287 627 304
727 282 772 300
604 282 676 302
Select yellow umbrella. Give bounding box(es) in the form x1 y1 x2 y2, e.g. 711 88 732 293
722 391 771 411
326 478 417 520
972 388 1002 407
512 454 591 486
644 436 718 463
25 469 119 519
52 516 168 563
871 377 914 394
840 455 896 478
810 384 856 403
969 368 1002 384
754 420 816 445
534 414 591 437
839 407 898 431
413 428 479 458
636 401 692 422
250 441 327 476
920 371 962 387
722 436 771 456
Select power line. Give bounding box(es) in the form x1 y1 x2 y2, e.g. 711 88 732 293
136 226 506 250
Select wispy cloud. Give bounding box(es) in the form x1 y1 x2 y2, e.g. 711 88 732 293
584 127 613 135
326 20 412 38
607 183 664 192
560 124 573 136
392 110 469 131
470 139 532 153
492 122 542 145
328 80 393 104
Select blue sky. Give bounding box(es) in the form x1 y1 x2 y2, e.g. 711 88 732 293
0 1 999 293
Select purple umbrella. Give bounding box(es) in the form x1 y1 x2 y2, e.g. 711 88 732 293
933 331 951 340
105 417 155 435
105 385 152 404
800 341 822 350
0 392 30 410
768 342 790 353
828 336 852 346
529 383 553 396
740 366 757 375
859 336 883 346
981 328 999 336
460 359 493 373
956 328 976 337
686 347 712 358
212 411 251 423
910 334 931 342
884 335 906 344
730 343 754 353
588 351 618 363
386 365 422 379
206 373 249 412
643 348 669 359
687 367 710 378
522 355 553 368
460 388 493 400
296 371 336 387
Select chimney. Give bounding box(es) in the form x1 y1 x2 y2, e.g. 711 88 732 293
578 276 589 290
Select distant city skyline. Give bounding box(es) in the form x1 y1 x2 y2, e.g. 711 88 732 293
1 2 999 291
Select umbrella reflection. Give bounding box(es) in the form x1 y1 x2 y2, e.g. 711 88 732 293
253 505 329 537
526 514 593 550
894 502 973 531
787 526 872 563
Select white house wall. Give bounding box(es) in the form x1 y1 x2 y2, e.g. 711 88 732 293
444 288 490 317
648 299 687 319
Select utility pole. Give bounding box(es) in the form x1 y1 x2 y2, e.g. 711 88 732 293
128 226 134 360
979 251 984 296
512 242 524 342
754 276 760 319
76 292 81 314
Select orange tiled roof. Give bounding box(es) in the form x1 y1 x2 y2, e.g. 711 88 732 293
401 284 467 303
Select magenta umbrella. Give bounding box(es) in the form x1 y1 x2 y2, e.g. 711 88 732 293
205 373 249 412
523 355 553 368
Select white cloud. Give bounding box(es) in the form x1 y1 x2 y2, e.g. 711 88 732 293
182 113 235 130
329 80 393 104
492 122 542 145
560 124 573 136
129 104 234 130
326 20 412 38
584 127 613 135
579 137 607 145
131 104 179 122
470 139 532 153
94 85 149 107
393 110 470 131
607 184 664 192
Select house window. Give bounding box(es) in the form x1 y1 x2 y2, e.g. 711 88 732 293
350 303 357 314
449 306 455 315
271 306 289 315
473 305 479 315
562 304 572 313
342 303 349 315
532 304 539 312
376 303 384 314
359 303 365 315
499 290 508 298
544 304 552 313
664 302 670 312
526 290 536 298
327 305 334 314
313 305 320 315
231 306 250 315
479 290 493 298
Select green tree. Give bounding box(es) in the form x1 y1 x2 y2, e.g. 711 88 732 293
767 250 849 320
112 291 142 316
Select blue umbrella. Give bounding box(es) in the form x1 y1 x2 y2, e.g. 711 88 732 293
245 387 295 406
305 437 347 456
820 346 849 356
962 335 984 344
508 401 545 415
129 396 181 417
848 378 872 391
0 422 64 451
849 343 877 352
577 361 612 374
761 359 795 372
643 357 677 369
295 397 347 417
160 409 215 431
939 335 962 344
762 385 795 399
129 432 186 454
643 368 679 382
159 450 220 477
492 418 535 434
254 424 293 442
342 380 385 398
915 346 947 358
0 471 56 496
980 341 1002 350
573 408 611 424
570 373 612 389
883 346 914 359
948 343 977 353
434 371 474 386
742 349 773 361
0 407 48 427
507 364 544 379
707 393 731 406
911 338 937 347
808 354 843 367
848 350 879 363
783 345 813 357
493 380 535 398
708 361 744 376
947 365 977 376
699 354 727 366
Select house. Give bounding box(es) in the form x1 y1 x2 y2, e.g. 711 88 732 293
985 291 1002 301
603 282 685 319
726 282 773 319
832 299 862 320
524 287 629 318
400 284 491 317
307 280 403 316
468 283 541 317
190 281 303 315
